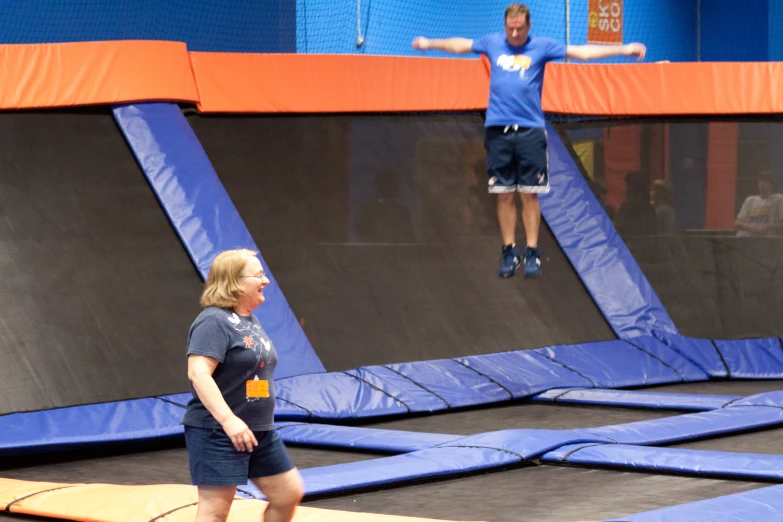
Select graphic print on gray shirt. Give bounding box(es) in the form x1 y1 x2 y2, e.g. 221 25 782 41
182 306 278 431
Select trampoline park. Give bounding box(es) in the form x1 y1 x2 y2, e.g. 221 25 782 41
3 1 783 522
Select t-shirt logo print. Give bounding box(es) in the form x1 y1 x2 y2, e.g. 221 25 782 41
497 54 532 77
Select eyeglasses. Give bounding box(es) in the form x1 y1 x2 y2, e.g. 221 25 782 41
241 272 267 280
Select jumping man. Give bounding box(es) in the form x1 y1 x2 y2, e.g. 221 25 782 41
412 3 646 278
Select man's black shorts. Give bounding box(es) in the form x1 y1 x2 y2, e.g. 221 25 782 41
484 125 550 194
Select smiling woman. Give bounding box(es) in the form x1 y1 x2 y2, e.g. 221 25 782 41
183 249 303 522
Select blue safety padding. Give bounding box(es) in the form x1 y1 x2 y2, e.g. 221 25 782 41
608 484 783 522
111 103 324 380
384 359 512 409
437 429 615 458
589 406 783 445
241 446 520 500
622 336 709 382
274 422 459 452
533 388 737 411
345 366 450 413
273 399 312 420
273 372 409 420
542 443 783 482
714 338 783 379
453 350 593 399
652 332 728 378
0 398 185 457
542 122 678 339
535 340 685 388
726 391 783 408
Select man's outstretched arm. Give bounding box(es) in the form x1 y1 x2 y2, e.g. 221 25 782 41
412 37 474 54
566 43 646 61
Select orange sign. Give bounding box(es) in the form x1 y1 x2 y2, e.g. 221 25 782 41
588 0 623 44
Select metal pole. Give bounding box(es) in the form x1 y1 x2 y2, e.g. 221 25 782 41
356 0 365 47
696 0 701 62
565 0 571 62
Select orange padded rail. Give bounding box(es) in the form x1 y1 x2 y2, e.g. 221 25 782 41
0 478 480 522
542 62 783 115
0 40 199 110
189 52 491 113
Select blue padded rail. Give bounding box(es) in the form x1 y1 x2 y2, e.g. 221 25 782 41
543 443 783 482
241 446 521 500
454 350 593 398
275 422 459 452
589 406 783 445
344 366 451 414
729 391 783 408
714 338 783 379
608 484 783 522
112 103 324 380
542 122 678 339
242 428 614 500
653 332 729 378
383 359 513 409
533 389 737 411
0 398 185 457
534 340 691 388
273 373 410 420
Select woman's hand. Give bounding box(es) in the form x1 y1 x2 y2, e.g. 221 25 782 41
222 415 258 452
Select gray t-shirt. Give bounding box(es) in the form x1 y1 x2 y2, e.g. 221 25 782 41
736 194 783 237
182 306 278 431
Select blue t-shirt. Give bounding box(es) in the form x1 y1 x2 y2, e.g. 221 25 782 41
182 307 278 431
471 34 566 128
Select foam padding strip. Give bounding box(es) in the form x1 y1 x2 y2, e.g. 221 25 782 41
0 398 185 457
345 366 451 413
0 478 466 522
542 122 678 339
542 443 783 481
652 332 729 378
535 340 685 388
453 350 594 399
112 103 325 380
242 446 521 500
436 429 615 458
384 359 512 408
588 406 783 445
727 391 783 408
714 338 783 379
275 422 459 452
622 336 709 382
274 372 410 420
533 388 737 411
608 484 783 522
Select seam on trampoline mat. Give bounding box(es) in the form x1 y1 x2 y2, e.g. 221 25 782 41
341 371 412 413
436 444 527 461
156 397 187 409
5 485 77 511
276 396 313 419
550 389 577 402
381 365 451 409
529 351 598 388
559 443 609 461
710 340 731 378
450 358 514 400
584 431 618 444
149 501 201 522
622 340 685 381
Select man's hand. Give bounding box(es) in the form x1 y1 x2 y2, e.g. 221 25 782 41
222 415 258 453
624 42 647 60
412 36 431 50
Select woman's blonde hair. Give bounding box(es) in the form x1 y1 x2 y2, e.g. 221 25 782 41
200 249 258 309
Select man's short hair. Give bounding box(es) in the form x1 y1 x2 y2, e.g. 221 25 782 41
505 3 530 24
